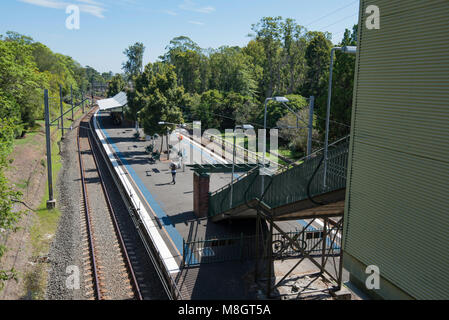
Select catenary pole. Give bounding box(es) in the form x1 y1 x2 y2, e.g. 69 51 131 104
44 89 56 209
59 85 64 139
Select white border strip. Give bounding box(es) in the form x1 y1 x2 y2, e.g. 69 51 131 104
93 111 179 274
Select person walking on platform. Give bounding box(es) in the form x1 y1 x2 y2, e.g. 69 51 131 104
170 162 177 185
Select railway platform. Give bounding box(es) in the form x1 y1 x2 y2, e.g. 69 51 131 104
93 109 355 300
94 111 263 299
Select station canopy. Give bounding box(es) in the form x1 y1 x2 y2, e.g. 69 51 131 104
98 91 128 111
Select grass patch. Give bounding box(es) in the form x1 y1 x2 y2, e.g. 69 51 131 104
278 148 303 161
23 129 63 300
15 179 30 190
14 103 84 148
217 133 293 167
9 105 86 299
14 128 42 147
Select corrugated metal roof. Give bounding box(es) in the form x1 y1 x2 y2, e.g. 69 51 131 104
98 92 127 111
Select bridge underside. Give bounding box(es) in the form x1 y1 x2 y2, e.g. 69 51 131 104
211 189 346 222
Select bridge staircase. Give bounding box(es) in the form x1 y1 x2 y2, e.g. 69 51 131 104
208 136 350 222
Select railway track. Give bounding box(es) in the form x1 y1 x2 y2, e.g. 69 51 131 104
77 109 143 300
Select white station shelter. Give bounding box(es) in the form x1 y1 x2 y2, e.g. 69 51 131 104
97 91 128 112
97 92 128 125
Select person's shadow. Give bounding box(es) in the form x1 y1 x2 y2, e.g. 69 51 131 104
155 182 173 186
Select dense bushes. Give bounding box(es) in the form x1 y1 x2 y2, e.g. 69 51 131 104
0 32 110 287
0 31 110 137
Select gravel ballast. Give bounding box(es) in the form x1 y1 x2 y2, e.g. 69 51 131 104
46 112 167 300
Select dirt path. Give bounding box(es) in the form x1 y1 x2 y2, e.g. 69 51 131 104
0 123 50 299
0 109 84 300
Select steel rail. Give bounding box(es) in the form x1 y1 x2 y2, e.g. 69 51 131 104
86 118 143 300
91 113 183 300
77 110 102 300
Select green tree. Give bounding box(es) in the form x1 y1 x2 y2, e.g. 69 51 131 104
85 65 105 89
126 62 155 124
0 36 47 132
302 32 332 98
122 42 145 81
102 71 114 82
317 25 358 140
242 40 265 100
4 31 33 44
280 18 307 94
276 97 316 154
139 65 184 141
1 31 105 136
208 46 258 97
106 74 126 97
187 91 259 131
0 118 22 289
191 90 223 130
31 43 79 95
251 17 283 98
161 36 204 94
179 92 201 123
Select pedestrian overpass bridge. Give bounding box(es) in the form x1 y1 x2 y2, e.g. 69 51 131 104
207 136 350 222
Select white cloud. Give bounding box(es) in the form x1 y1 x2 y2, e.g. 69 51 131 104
163 10 178 16
179 0 215 14
188 20 204 26
19 0 66 9
18 0 106 18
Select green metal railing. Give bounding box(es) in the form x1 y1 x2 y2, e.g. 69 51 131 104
209 136 350 218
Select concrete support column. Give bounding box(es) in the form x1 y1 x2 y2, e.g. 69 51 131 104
193 172 210 218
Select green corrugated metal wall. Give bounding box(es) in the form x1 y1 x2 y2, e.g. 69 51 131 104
343 0 449 300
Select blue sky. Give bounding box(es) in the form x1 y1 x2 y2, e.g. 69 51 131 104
0 0 360 73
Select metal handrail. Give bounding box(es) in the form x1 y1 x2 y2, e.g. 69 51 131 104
208 135 350 217
203 132 286 169
210 135 350 197
281 135 350 171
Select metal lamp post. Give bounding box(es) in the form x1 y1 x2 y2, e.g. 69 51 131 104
261 95 316 194
323 46 357 189
261 97 289 196
262 96 289 171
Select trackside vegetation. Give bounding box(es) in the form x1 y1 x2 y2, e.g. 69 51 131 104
0 31 110 290
122 18 357 158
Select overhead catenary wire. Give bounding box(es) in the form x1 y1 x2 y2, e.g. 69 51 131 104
304 0 359 28
319 13 359 31
301 0 359 44
185 111 326 146
315 115 351 128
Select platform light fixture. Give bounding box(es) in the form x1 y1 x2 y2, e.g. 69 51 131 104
323 46 357 188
